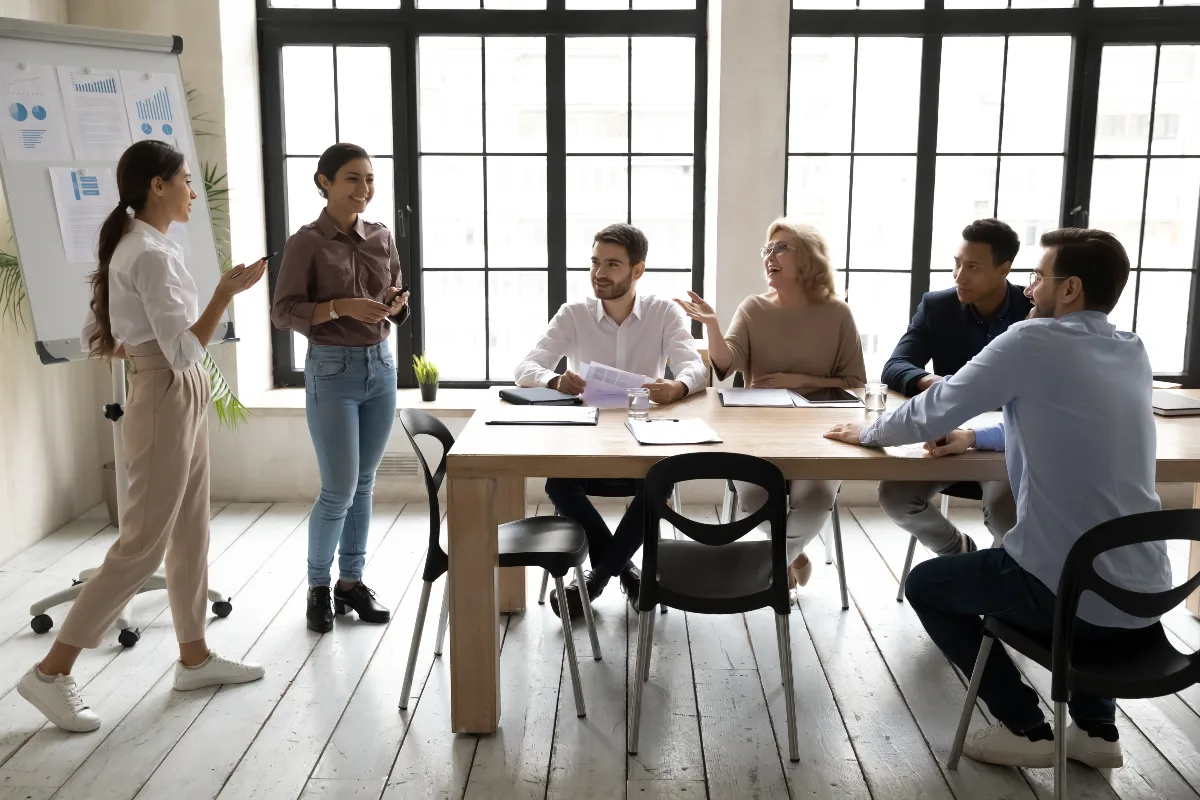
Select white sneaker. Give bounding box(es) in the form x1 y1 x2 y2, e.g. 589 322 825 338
961 722 1055 768
173 651 264 692
17 665 101 733
1066 722 1123 768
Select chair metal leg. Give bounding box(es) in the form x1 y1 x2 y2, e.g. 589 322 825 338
576 566 602 661
642 607 656 681
538 570 549 605
832 505 849 610
433 579 450 657
897 536 918 602
399 580 434 710
720 482 736 524
775 612 800 762
555 576 587 718
1054 701 1067 800
940 492 951 518
628 609 653 754
948 635 993 769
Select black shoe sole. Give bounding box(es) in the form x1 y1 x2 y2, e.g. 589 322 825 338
307 617 333 633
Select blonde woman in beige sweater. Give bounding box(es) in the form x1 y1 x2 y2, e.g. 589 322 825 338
677 218 866 589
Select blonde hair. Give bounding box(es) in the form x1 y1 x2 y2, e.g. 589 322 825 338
765 218 838 303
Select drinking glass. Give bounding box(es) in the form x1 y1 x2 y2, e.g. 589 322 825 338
627 388 650 419
864 383 888 413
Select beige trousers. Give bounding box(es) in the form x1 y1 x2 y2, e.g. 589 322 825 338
734 479 841 564
57 342 212 649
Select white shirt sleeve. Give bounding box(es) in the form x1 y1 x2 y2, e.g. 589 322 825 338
514 305 576 387
129 250 205 371
861 325 1025 447
661 303 707 395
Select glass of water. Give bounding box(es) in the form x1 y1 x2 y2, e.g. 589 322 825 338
864 383 888 413
627 388 650 419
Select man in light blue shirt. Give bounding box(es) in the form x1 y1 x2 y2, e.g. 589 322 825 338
825 228 1171 771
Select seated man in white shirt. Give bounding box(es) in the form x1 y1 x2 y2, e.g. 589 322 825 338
824 228 1171 770
514 223 707 619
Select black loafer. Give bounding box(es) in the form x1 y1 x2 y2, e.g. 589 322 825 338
307 586 334 633
619 567 641 609
334 582 390 624
549 571 603 620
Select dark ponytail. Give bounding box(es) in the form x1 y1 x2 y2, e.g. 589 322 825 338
88 140 185 358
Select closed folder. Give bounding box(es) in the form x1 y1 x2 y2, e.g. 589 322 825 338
499 387 583 406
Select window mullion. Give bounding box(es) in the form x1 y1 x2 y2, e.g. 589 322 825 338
547 34 566 321
909 33 942 315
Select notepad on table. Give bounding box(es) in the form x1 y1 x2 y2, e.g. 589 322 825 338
1152 391 1200 417
718 388 795 407
625 418 722 445
485 406 599 426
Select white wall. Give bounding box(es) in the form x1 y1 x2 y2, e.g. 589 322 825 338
0 0 108 563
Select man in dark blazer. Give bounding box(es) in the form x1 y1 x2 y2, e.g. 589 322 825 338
878 219 1031 555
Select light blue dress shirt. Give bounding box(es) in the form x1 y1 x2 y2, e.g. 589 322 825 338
861 311 1170 628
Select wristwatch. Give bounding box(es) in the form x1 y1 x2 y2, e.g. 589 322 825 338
329 299 339 320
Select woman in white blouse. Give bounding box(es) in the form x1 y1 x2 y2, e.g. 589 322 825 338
18 140 267 733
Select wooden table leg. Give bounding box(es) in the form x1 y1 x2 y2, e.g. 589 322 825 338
1188 484 1200 618
496 476 527 613
448 476 501 733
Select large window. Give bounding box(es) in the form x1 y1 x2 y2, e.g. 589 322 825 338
788 0 1200 386
259 0 705 388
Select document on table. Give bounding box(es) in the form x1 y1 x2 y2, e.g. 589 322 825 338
718 388 795 407
57 66 132 160
49 166 118 263
120 70 192 160
485 406 599 426
580 361 655 407
0 62 71 160
625 418 722 445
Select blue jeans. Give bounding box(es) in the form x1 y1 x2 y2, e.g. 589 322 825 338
905 547 1118 733
305 343 396 587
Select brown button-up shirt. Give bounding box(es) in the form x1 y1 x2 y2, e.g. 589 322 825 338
271 209 410 347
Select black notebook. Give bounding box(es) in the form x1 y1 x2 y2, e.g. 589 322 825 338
499 387 583 406
1152 391 1200 417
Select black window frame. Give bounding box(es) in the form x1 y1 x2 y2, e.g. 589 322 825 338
257 0 708 389
788 0 1200 387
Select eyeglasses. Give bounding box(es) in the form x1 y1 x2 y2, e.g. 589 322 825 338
1027 273 1069 288
759 243 797 259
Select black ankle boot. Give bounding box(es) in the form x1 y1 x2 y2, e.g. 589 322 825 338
307 586 334 633
333 582 390 624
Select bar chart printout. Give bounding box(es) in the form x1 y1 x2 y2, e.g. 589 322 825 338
48 166 118 263
120 71 188 157
56 66 131 160
0 62 70 160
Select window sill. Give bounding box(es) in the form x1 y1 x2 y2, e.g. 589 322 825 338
239 387 494 418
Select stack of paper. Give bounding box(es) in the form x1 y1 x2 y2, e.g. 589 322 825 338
718 388 794 407
580 361 654 408
484 406 598 426
625 418 722 445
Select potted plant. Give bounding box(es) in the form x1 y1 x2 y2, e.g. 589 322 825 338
413 354 439 401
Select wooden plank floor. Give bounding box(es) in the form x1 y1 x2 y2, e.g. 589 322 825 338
0 501 1196 800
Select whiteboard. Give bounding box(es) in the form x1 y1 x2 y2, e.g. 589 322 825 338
0 17 229 364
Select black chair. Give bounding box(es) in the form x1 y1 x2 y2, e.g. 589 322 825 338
895 481 987 602
947 509 1200 800
396 409 602 717
628 452 800 762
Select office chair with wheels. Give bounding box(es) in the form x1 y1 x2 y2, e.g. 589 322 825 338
397 409 601 717
946 508 1200 800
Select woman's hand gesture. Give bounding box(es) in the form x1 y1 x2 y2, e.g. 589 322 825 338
675 290 719 328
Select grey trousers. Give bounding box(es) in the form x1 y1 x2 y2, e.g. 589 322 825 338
877 480 1016 556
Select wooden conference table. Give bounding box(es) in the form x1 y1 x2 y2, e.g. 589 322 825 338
444 388 1200 734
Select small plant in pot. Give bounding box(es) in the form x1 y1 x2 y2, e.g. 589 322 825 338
413 354 439 401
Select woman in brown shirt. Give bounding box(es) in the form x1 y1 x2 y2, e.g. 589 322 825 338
271 143 409 633
677 218 866 591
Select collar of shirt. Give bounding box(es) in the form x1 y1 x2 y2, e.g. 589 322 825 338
965 285 1013 325
315 208 367 241
129 218 183 260
1055 309 1115 335
587 291 644 326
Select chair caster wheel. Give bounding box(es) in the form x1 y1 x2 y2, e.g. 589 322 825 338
30 614 53 634
212 600 232 618
118 628 140 648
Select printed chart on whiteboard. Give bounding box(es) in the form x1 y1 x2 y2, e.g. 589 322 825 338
56 66 132 160
48 166 118 263
0 62 70 160
120 71 190 158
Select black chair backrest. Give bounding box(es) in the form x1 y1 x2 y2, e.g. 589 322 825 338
642 452 791 614
1051 508 1200 695
398 408 456 580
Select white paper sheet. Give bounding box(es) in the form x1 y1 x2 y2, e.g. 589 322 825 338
0 62 71 160
57 66 132 160
49 166 118 263
120 70 192 160
485 406 599 426
625 418 722 445
580 361 655 393
718 388 796 408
